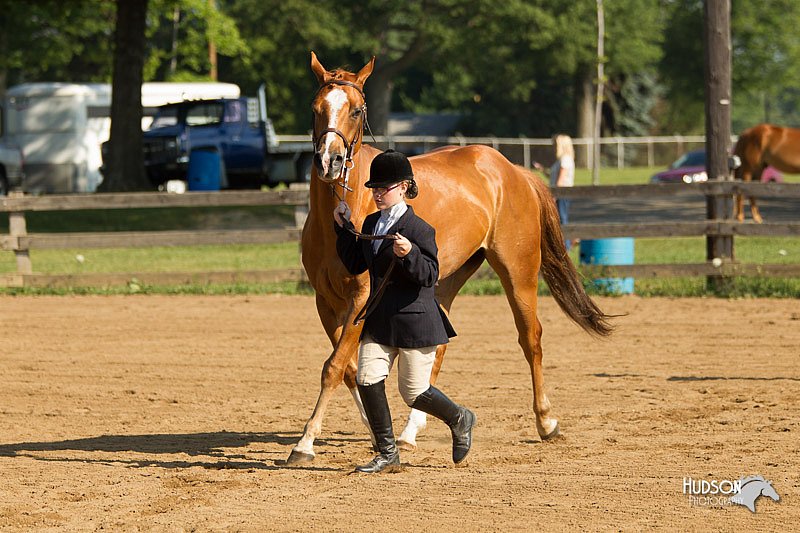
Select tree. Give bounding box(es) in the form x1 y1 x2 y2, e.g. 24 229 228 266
98 0 150 192
145 0 247 82
221 0 464 135
0 0 115 96
659 0 800 134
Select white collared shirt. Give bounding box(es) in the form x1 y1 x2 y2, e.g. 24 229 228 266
373 201 408 253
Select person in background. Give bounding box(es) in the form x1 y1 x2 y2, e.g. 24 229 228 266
534 134 576 250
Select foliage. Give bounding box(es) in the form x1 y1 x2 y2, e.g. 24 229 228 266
0 0 115 88
3 1 800 138
658 0 800 134
145 0 248 82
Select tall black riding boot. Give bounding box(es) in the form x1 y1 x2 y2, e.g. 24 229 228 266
411 386 476 464
355 380 401 473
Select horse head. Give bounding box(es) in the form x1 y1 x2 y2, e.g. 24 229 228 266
761 481 780 502
310 51 375 182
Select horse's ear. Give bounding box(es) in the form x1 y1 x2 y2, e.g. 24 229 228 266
310 51 332 85
356 56 375 86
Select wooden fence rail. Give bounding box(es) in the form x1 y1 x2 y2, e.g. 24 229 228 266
2 181 800 288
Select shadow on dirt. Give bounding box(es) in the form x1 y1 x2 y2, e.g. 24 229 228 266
0 430 362 471
667 375 800 382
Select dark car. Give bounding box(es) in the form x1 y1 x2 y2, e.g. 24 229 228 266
650 149 783 184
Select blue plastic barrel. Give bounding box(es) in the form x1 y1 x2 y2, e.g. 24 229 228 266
579 238 635 294
187 147 221 191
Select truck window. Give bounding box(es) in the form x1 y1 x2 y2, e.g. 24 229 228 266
186 102 224 127
149 107 179 129
224 100 242 123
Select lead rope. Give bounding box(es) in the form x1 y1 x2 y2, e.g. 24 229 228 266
313 80 395 325
353 260 397 326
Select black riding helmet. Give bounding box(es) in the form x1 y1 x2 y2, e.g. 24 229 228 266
365 149 418 199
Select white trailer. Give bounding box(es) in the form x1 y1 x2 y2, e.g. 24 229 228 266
1 82 240 193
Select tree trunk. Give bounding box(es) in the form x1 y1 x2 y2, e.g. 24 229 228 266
576 68 594 168
99 0 150 192
0 11 8 102
365 69 393 136
364 32 426 137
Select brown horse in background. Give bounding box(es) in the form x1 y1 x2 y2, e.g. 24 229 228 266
733 123 800 223
287 52 614 465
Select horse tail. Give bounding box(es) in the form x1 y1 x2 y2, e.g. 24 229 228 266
531 174 615 337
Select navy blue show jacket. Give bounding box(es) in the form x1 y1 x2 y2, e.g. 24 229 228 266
334 205 456 348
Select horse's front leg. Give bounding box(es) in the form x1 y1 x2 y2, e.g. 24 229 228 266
287 324 361 464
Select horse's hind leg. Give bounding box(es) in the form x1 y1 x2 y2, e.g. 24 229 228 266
395 344 445 451
748 195 763 224
397 251 484 451
486 252 559 440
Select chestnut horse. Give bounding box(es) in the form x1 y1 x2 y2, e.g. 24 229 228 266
733 123 799 223
287 52 613 465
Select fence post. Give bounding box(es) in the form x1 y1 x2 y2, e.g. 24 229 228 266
8 191 33 275
523 140 531 168
289 183 309 283
704 0 734 293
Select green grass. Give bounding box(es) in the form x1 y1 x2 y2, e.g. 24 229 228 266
573 166 800 185
2 168 798 296
0 243 301 275
0 205 295 233
457 236 800 298
1 281 314 297
5 236 796 297
574 167 659 185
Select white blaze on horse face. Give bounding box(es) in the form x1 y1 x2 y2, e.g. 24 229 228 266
319 88 349 176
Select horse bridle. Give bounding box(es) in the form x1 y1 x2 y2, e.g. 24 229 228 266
311 79 387 242
312 79 400 326
312 79 374 194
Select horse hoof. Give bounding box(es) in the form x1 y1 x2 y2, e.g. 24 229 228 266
540 422 561 441
286 449 315 465
397 439 417 452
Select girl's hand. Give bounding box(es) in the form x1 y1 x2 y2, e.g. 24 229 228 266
393 233 412 257
333 201 351 227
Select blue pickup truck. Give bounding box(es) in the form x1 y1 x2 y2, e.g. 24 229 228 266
116 86 313 189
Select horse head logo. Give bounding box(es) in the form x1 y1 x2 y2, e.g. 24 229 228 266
729 475 780 513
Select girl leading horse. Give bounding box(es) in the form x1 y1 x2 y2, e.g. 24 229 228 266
287 52 613 465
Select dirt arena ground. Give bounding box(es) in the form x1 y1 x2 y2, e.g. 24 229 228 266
1 294 798 531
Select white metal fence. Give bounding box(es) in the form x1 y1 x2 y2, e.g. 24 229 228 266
277 134 735 169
